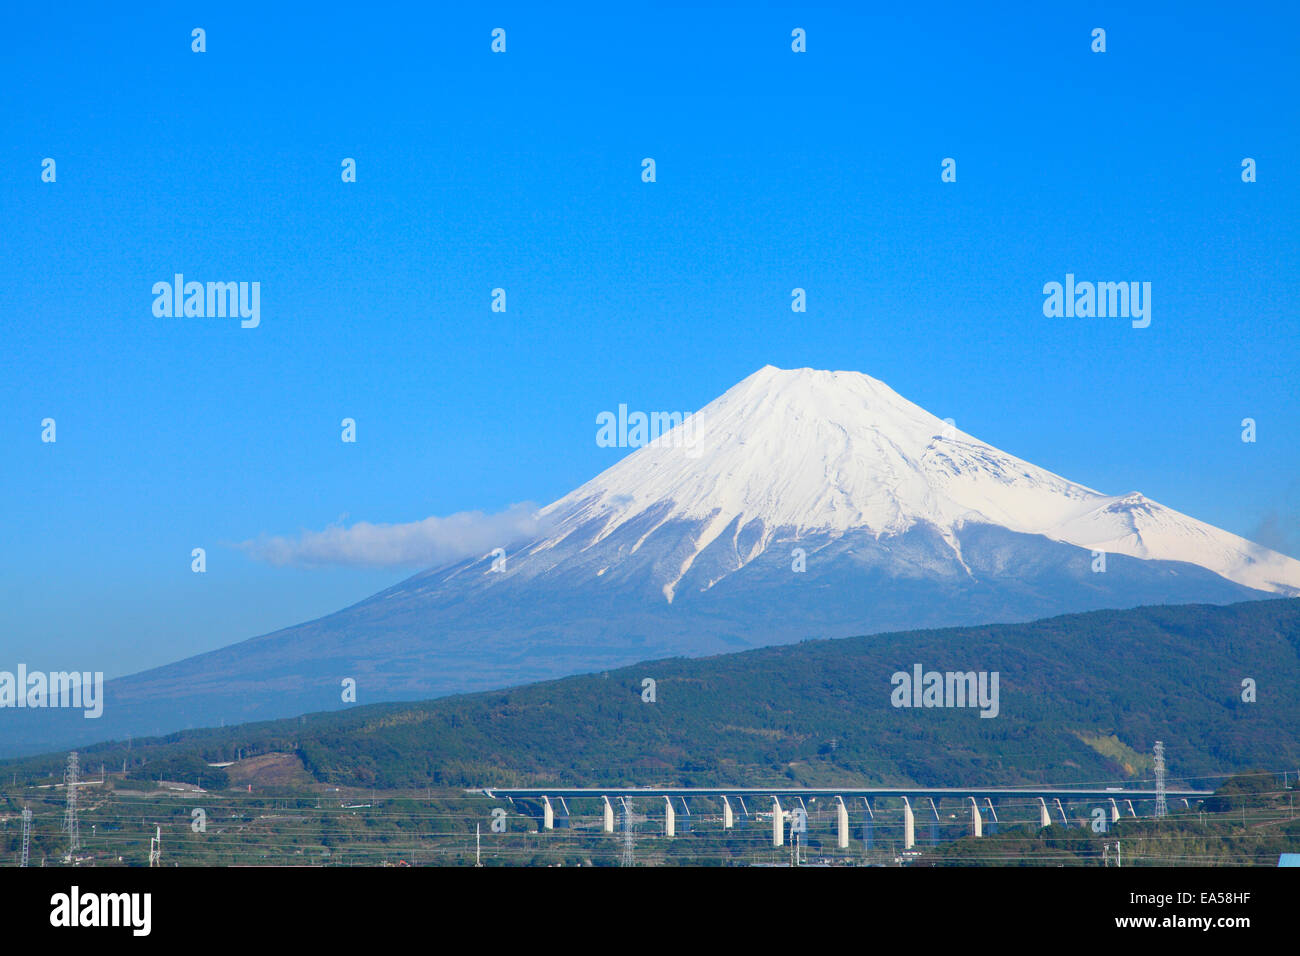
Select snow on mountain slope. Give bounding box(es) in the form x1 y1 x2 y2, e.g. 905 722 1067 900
535 365 1300 600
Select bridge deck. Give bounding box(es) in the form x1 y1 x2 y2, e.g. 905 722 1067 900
482 786 1211 800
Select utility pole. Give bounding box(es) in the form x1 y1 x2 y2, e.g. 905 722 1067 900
148 826 161 867
1153 742 1168 819
475 824 482 867
20 808 32 867
62 752 80 855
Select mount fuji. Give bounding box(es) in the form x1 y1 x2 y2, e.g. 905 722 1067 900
14 365 1300 754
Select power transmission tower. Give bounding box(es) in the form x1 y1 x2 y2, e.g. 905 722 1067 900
62 752 80 854
148 826 161 867
1153 741 1168 818
20 808 32 867
620 800 635 867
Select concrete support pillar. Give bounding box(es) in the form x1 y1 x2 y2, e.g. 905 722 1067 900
984 798 999 834
969 796 983 838
1054 798 1068 826
722 796 734 829
835 796 849 849
542 796 554 831
1125 800 1137 817
1108 798 1120 824
1037 797 1051 829
602 796 614 833
772 797 784 847
901 796 915 850
663 797 675 838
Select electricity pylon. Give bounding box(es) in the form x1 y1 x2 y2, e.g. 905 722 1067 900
62 752 80 853
20 808 32 867
1154 741 1168 819
620 799 635 867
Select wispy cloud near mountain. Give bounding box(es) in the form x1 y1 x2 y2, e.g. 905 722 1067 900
236 503 547 568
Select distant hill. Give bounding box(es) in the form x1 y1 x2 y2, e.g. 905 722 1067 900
5 597 1298 790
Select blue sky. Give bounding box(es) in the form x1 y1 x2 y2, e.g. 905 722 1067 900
1 1 1297 677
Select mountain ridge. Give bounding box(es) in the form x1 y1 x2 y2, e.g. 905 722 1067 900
7 597 1298 790
7 364 1296 756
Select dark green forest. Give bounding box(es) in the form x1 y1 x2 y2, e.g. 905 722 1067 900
5 597 1297 793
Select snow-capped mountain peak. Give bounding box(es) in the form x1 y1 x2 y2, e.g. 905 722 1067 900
536 365 1300 599
55 367 1297 753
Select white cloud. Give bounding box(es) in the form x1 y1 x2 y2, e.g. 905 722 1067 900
236 503 548 568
